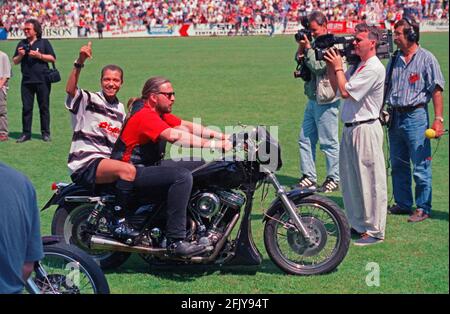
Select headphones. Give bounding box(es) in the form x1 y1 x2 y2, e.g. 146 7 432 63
403 17 419 43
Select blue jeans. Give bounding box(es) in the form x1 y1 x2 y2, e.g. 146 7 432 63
388 107 432 214
298 99 340 182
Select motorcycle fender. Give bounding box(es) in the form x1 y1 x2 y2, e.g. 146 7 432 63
41 183 91 211
263 188 315 222
42 235 64 246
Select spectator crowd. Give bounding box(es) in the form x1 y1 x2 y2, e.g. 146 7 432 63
1 0 449 34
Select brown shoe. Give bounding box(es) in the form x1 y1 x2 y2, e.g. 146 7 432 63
407 209 430 223
0 134 8 142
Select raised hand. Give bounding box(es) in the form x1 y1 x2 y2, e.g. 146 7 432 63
79 41 92 63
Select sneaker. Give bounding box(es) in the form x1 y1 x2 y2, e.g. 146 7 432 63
167 240 206 257
318 177 339 193
353 233 384 246
388 204 412 215
112 219 140 241
295 175 317 190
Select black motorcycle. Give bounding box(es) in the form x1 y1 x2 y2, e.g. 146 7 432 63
43 126 350 275
26 236 110 294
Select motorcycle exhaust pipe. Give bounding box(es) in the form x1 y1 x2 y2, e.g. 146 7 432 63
90 213 240 263
190 213 240 264
90 235 167 255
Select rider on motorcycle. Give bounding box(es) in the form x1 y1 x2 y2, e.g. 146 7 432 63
65 42 139 240
111 76 233 257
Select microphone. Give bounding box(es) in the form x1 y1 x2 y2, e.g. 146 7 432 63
424 128 448 139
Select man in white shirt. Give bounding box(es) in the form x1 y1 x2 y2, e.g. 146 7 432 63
324 23 387 246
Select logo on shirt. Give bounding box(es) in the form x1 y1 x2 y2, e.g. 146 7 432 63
98 121 120 137
409 72 420 84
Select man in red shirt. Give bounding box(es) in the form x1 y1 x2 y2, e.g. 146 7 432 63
112 76 232 257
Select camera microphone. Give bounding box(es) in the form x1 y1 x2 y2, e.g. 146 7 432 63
424 128 448 139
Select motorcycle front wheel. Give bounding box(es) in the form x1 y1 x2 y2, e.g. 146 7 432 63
26 242 110 294
264 194 350 275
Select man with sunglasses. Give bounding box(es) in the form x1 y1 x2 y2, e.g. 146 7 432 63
13 19 56 143
111 76 233 256
324 23 387 246
386 18 445 223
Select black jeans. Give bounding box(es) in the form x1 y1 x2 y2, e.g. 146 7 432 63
133 160 205 239
21 82 51 137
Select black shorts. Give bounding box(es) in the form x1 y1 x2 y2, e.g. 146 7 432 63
70 158 104 190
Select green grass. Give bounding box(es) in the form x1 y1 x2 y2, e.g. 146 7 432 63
0 34 448 294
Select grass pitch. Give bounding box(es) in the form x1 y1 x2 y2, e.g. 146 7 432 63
0 33 448 293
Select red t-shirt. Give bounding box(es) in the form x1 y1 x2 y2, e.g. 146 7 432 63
119 105 181 162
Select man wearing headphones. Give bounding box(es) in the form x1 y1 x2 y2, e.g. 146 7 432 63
386 18 445 222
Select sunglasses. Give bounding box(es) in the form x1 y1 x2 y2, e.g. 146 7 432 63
158 92 176 98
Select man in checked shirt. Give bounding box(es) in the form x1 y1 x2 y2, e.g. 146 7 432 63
386 18 445 223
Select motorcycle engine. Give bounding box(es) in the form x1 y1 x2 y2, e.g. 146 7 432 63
190 190 245 219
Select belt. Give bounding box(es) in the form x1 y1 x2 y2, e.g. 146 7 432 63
344 118 378 128
391 104 425 113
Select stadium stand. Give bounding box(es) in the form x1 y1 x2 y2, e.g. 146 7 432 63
1 0 448 34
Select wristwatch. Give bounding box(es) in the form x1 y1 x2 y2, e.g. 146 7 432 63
73 60 84 69
435 116 444 123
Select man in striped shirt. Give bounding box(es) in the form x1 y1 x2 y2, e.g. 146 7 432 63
386 18 445 223
66 42 138 239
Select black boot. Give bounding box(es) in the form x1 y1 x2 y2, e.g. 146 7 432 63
167 239 206 257
113 179 139 241
115 179 136 214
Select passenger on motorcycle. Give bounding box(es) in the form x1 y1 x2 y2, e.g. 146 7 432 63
65 42 138 240
111 76 233 257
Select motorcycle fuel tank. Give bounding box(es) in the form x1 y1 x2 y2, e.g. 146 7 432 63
192 161 247 189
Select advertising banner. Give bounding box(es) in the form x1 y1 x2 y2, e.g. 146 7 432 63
2 20 448 40
420 20 449 32
5 26 78 40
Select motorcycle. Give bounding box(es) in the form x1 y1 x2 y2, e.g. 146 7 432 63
43 126 350 275
25 236 110 294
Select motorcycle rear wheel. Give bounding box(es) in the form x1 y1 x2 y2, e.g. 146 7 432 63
264 194 350 275
52 204 131 270
26 242 110 294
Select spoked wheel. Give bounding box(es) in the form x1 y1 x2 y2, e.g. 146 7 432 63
264 194 350 275
52 204 130 270
27 242 110 294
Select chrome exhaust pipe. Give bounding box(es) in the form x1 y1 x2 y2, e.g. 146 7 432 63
190 213 240 263
90 235 166 255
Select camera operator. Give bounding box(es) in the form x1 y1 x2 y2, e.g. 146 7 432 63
12 19 56 143
294 11 341 193
386 18 445 223
324 23 387 246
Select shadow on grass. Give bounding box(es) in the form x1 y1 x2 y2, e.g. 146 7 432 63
9 131 44 141
429 209 449 222
106 251 340 282
106 252 314 282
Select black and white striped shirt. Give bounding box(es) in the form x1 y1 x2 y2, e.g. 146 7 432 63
65 88 125 174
